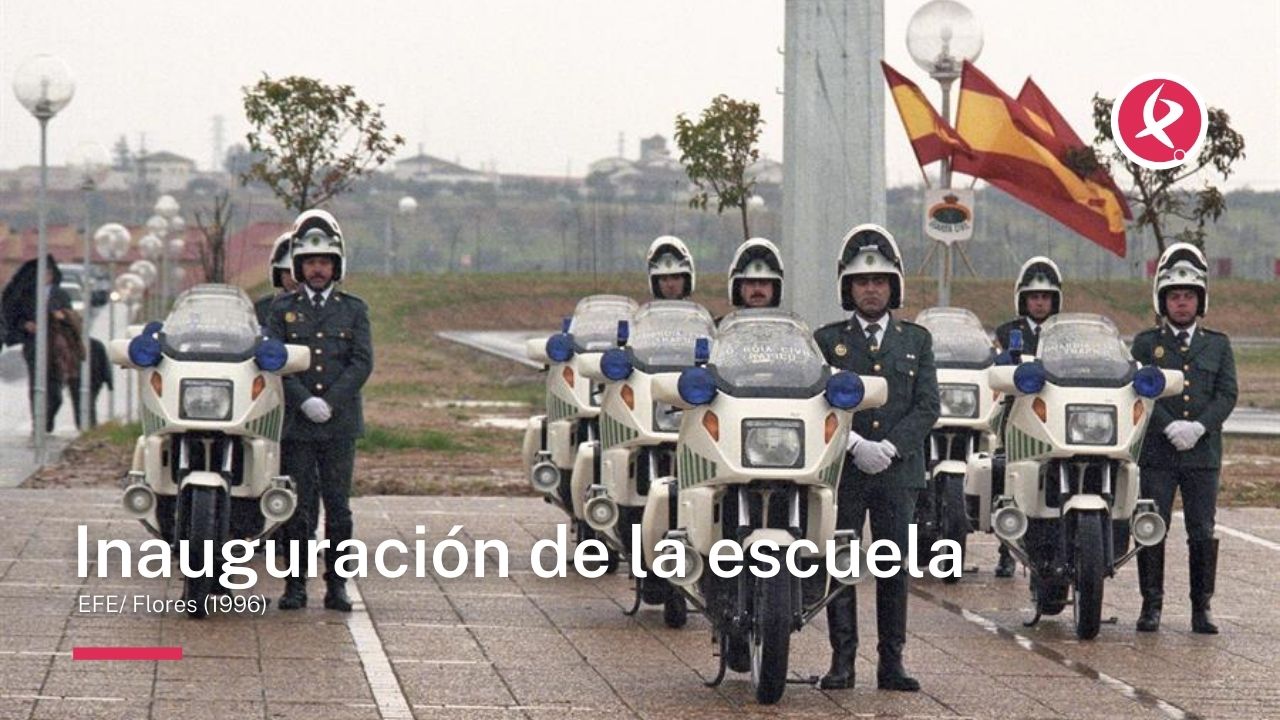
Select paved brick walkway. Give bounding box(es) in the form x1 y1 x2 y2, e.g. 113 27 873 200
1 489 1277 719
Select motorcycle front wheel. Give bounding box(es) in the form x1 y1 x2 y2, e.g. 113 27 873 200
938 473 969 584
1073 512 1106 640
183 486 224 619
750 569 793 705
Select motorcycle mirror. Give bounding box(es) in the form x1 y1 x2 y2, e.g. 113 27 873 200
616 320 629 347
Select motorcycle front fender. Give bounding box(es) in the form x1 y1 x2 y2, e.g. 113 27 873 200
1061 494 1109 514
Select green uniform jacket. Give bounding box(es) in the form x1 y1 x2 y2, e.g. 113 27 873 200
814 315 940 490
1131 325 1237 469
267 289 374 441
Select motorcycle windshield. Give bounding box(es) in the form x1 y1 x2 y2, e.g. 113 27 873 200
162 285 261 360
628 301 715 371
711 310 827 397
569 295 639 353
915 307 995 368
1038 313 1134 384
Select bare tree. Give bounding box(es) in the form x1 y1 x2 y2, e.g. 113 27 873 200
193 192 234 283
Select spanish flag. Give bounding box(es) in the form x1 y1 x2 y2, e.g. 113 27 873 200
952 62 1129 257
1015 77 1132 222
881 61 970 169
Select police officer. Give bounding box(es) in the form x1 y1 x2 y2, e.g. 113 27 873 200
255 232 297 326
267 209 374 612
814 224 940 691
1131 242 1237 634
646 236 695 300
991 256 1064 577
727 238 783 310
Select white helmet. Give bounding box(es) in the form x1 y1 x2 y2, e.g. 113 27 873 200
290 209 345 283
1152 242 1208 317
269 232 293 289
1014 256 1063 317
836 224 904 311
728 237 784 307
646 235 695 299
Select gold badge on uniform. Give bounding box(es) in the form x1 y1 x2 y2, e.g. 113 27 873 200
834 343 848 357
285 311 297 323
1154 346 1165 359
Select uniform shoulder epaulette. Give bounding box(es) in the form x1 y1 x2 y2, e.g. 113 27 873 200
1134 326 1161 340
896 319 928 334
815 320 846 335
334 290 367 307
1199 326 1226 337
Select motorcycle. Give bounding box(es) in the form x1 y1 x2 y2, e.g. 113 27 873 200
110 285 309 618
522 294 638 569
576 300 715 627
971 313 1180 639
912 307 1000 581
641 309 886 704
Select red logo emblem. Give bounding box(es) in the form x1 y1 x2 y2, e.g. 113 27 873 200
1112 74 1207 170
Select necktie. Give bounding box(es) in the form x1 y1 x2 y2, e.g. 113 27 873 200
312 294 324 312
865 323 881 351
1177 330 1189 350
1033 326 1041 338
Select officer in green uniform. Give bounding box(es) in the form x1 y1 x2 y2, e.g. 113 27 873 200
255 232 297 326
991 256 1064 577
813 224 940 691
267 209 374 612
646 236 696 300
1131 242 1236 634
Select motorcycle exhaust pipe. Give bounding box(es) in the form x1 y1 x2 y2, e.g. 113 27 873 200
992 505 1028 542
122 483 156 518
1131 511 1167 547
530 460 562 493
584 495 619 532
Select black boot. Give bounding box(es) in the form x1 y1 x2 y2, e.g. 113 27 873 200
324 578 353 612
1189 538 1219 634
278 578 307 610
876 644 920 692
819 589 857 689
994 545 1016 578
1136 543 1164 632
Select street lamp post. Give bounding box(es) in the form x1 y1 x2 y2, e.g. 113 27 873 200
94 223 132 420
13 54 75 463
384 196 419 275
137 233 163 320
907 0 982 307
154 195 181 305
72 142 108 430
112 271 146 422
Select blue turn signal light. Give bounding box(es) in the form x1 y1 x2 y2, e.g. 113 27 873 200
600 348 633 381
1133 366 1166 398
255 338 289 372
677 366 717 405
128 334 163 367
1013 362 1047 394
546 333 575 363
825 372 865 409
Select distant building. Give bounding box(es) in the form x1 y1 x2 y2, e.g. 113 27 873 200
137 151 197 193
392 146 486 186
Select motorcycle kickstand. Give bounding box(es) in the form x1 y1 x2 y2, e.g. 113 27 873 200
787 675 820 685
705 634 729 688
623 579 643 616
1103 615 1118 625
1023 609 1043 627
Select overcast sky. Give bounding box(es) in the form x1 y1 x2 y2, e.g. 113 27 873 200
1 1 1276 189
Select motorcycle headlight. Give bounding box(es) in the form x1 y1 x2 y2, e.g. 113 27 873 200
939 383 979 418
180 379 233 421
653 402 683 432
1066 404 1116 446
742 419 804 469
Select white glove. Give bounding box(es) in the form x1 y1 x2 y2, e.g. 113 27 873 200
850 436 895 475
1165 420 1205 451
301 397 332 424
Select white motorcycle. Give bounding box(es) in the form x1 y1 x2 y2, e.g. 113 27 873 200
110 285 309 618
577 300 714 627
642 310 886 704
970 313 1180 639
523 294 638 569
913 307 1000 580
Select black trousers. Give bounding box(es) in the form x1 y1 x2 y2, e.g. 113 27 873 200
282 437 356 581
1141 466 1219 544
22 341 62 432
834 469 917 659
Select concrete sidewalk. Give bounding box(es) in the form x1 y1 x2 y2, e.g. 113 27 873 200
1 489 1278 719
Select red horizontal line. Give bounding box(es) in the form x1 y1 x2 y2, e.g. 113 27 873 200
73 646 183 661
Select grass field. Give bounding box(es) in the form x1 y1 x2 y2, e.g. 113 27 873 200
26 272 1280 505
